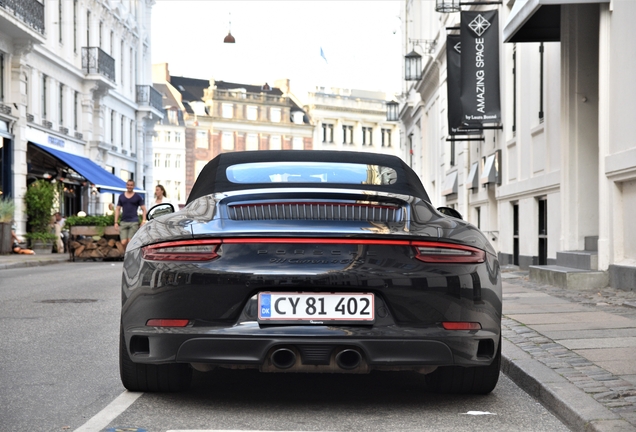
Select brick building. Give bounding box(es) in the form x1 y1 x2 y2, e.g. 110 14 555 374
152 63 313 198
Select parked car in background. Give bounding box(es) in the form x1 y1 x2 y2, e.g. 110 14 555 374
119 150 502 393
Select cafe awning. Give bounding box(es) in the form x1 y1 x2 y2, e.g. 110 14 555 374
503 0 609 43
29 142 144 194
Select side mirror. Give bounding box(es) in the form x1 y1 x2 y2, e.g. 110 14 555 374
437 206 463 220
148 203 175 220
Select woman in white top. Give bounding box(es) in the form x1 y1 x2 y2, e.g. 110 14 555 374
151 184 174 208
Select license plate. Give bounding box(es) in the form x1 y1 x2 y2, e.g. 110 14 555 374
258 292 374 323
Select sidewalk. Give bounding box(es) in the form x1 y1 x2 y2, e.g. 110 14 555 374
0 251 70 270
1 254 636 430
502 269 636 431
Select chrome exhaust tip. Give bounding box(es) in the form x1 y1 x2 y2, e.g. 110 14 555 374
270 348 297 369
335 349 362 370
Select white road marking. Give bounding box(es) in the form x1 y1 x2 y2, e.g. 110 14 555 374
461 411 497 416
74 391 144 432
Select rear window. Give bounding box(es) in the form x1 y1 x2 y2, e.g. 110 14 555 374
226 162 398 185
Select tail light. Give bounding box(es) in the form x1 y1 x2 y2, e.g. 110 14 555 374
412 241 485 263
141 239 221 261
141 238 485 264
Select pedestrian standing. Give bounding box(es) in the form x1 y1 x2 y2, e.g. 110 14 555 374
114 179 147 250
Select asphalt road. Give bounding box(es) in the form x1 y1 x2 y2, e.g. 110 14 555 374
0 262 570 432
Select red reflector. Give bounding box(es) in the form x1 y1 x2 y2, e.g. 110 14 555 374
146 319 190 327
442 322 482 330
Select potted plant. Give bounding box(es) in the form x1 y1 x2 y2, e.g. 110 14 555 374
23 179 57 253
64 214 116 236
0 197 15 254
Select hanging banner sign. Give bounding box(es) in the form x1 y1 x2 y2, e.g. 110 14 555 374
447 34 480 136
460 10 501 128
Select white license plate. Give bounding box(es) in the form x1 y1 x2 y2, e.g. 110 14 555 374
258 292 374 323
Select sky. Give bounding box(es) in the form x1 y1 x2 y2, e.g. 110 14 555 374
151 1 403 103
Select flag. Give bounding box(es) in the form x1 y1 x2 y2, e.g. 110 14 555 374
320 47 328 64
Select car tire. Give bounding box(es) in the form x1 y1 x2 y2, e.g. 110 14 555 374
425 337 501 394
119 327 192 392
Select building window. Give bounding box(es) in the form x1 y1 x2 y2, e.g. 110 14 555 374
196 130 208 148
99 21 103 48
538 198 548 265
476 206 481 229
270 107 281 123
110 111 115 144
292 137 303 150
59 84 64 126
165 131 172 142
246 133 259 151
154 153 160 168
120 40 124 86
362 127 372 146
74 91 79 130
450 139 456 167
86 11 90 45
222 132 234 150
342 125 353 145
270 135 282 150
58 0 63 43
195 160 206 179
121 117 125 147
0 53 5 101
322 123 334 143
130 121 135 152
73 0 78 53
175 181 181 201
381 128 391 147
110 31 114 55
512 45 517 135
175 132 181 143
129 48 133 92
222 103 233 119
165 154 171 168
247 105 258 121
538 43 544 123
42 75 47 119
175 154 181 168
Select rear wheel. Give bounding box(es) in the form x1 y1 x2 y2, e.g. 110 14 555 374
425 337 501 394
119 327 192 392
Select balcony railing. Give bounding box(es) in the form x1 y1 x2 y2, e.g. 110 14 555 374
0 0 44 34
136 85 163 112
81 47 115 82
213 89 287 104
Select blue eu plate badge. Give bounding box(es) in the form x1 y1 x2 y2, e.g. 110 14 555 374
260 293 271 318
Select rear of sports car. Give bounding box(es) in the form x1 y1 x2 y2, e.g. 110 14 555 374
120 187 502 394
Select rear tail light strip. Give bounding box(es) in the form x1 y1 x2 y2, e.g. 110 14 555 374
141 238 485 263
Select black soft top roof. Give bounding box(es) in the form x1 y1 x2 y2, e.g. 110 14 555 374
186 150 431 204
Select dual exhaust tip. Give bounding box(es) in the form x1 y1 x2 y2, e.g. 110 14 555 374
270 347 362 370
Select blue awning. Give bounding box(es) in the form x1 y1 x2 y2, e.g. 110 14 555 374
30 143 145 194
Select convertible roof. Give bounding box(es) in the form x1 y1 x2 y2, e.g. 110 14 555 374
186 151 431 204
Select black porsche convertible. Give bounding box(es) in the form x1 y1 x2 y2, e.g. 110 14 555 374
120 150 502 393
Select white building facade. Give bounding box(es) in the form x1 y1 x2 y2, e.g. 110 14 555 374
0 0 161 234
305 87 400 158
399 0 636 290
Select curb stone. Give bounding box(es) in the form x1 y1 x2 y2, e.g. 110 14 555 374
503 336 636 431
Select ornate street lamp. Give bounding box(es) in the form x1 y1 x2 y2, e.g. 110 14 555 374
386 101 399 121
404 50 422 81
435 0 501 13
435 0 461 13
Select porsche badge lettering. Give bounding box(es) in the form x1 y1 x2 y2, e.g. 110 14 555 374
269 258 354 264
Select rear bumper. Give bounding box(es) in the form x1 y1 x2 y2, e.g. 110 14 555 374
123 324 500 369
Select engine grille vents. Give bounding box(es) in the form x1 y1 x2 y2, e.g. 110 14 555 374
228 202 404 222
